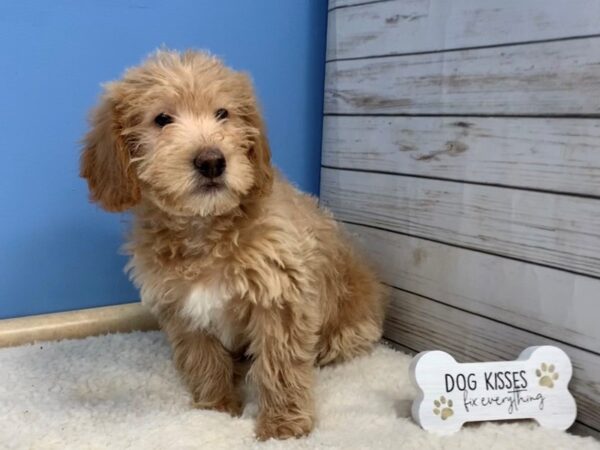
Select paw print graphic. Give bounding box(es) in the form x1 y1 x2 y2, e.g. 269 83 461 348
433 396 454 420
536 362 559 388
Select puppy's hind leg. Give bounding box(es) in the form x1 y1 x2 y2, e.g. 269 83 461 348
317 261 387 366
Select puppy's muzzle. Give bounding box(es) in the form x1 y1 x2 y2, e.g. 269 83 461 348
194 148 226 179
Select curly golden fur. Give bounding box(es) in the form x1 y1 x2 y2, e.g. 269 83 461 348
80 50 386 441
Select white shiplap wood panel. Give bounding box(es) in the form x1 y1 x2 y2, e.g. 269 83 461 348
321 168 600 277
383 288 600 430
322 116 600 196
328 0 600 60
324 0 600 435
325 38 600 115
344 222 600 353
329 0 391 11
571 422 600 441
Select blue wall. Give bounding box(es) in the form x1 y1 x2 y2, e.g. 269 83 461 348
0 1 327 319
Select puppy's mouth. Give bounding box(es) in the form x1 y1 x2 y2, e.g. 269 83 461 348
197 180 225 194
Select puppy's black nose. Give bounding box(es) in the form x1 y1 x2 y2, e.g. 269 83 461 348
194 148 226 178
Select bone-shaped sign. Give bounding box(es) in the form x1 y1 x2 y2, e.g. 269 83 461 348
409 346 576 434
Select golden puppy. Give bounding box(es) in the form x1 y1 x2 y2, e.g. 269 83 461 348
81 50 386 440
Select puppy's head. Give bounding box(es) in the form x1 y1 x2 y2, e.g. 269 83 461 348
81 50 272 216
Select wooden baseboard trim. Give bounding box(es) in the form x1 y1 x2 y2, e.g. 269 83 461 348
0 303 159 348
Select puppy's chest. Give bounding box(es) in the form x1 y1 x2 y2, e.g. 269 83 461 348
180 283 244 351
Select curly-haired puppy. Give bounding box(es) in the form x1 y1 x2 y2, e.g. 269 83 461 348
80 50 386 440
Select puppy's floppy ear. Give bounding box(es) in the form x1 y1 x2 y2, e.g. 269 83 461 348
80 84 141 212
238 75 273 198
246 107 274 197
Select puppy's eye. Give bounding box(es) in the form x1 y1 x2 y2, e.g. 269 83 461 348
215 108 229 121
154 113 173 128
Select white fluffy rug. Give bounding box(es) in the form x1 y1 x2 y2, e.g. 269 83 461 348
1 331 598 450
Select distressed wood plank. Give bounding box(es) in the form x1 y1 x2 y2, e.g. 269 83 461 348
345 223 600 353
383 288 600 431
322 116 600 196
324 38 600 115
328 0 600 60
321 168 600 277
329 0 393 11
382 338 416 355
571 422 600 441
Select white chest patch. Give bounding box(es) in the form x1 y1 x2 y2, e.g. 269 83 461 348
180 284 238 350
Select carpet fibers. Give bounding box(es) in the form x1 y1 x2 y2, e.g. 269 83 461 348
1 331 598 449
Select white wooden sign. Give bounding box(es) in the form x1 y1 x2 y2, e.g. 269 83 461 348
409 346 576 434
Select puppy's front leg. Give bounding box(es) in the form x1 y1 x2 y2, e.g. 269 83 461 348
166 326 241 416
249 303 318 440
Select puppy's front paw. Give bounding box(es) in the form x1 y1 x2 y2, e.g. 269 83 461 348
192 396 242 417
255 413 314 441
